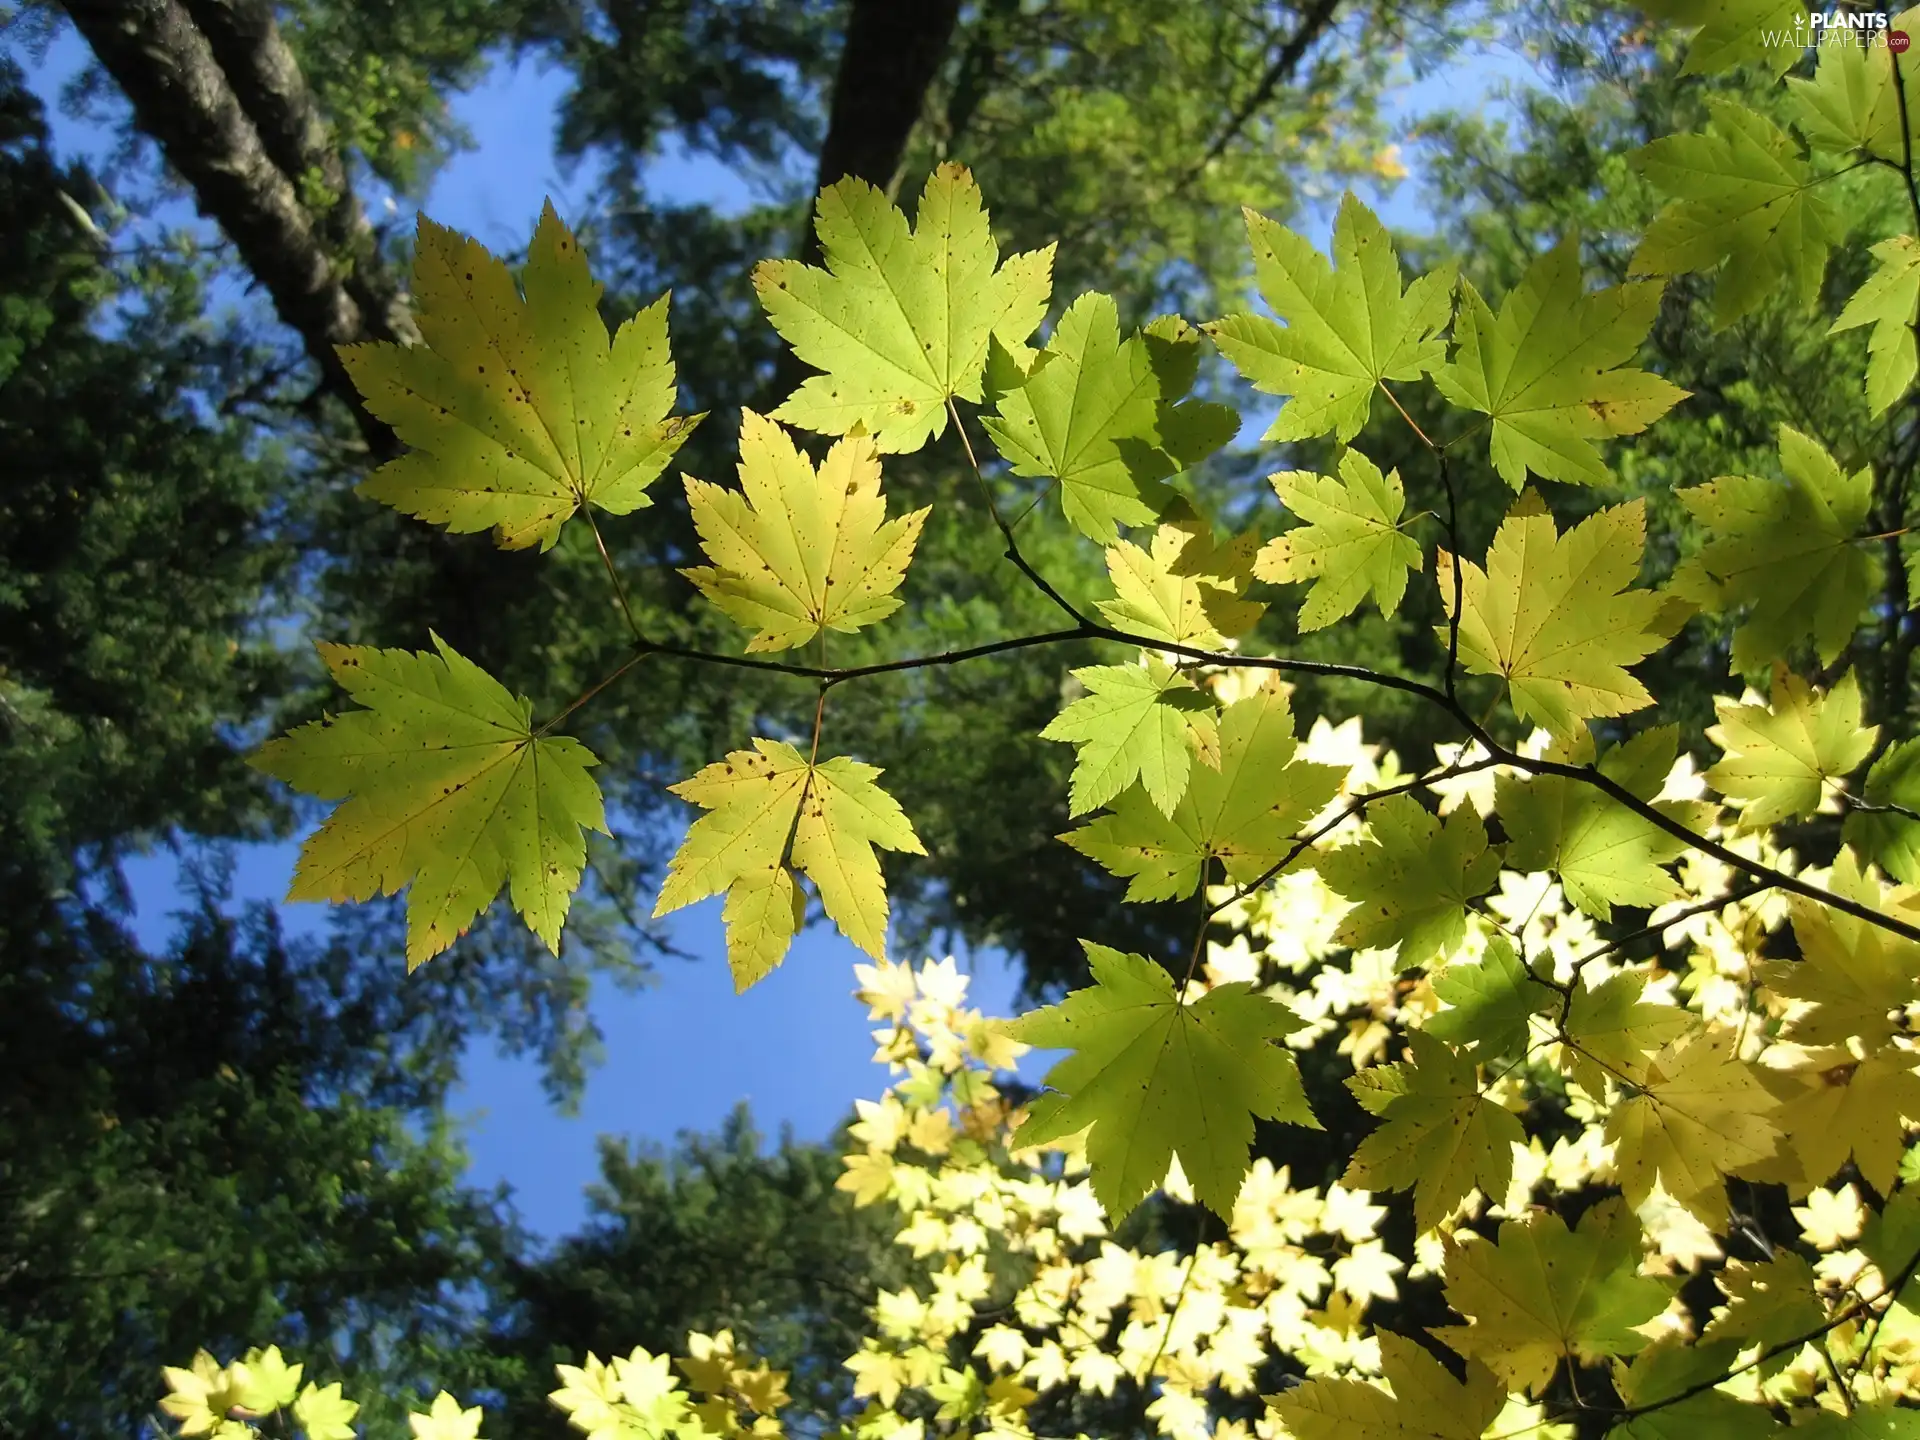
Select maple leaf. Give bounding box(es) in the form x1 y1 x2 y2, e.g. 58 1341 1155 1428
1629 99 1841 328
1040 658 1220 817
1343 1030 1524 1233
982 297 1237 542
1095 498 1266 649
1705 668 1876 831
1433 239 1687 490
1700 1253 1825 1360
1205 192 1456 444
1774 1049 1920 1195
1561 969 1693 1095
654 739 925 987
753 163 1054 453
680 410 929 653
294 1383 361 1440
1632 0 1807 75
1258 448 1424 631
1425 934 1557 1061
1847 737 1920 884
1060 682 1345 899
1608 1337 1768 1440
1788 16 1920 156
1831 234 1920 417
339 202 702 551
1496 726 1715 921
409 1392 484 1440
998 941 1318 1220
251 634 608 970
1313 793 1503 970
1435 1196 1676 1395
1436 495 1673 739
1265 1329 1507 1440
1669 423 1877 673
1765 848 1920 1053
1604 1029 1784 1223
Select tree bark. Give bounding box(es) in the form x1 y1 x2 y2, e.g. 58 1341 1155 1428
180 0 417 346
62 0 396 456
801 0 963 260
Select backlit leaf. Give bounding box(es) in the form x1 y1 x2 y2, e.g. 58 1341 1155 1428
1705 668 1876 830
1314 793 1502 970
1040 658 1220 817
1258 449 1424 631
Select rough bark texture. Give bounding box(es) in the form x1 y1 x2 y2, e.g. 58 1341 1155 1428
62 0 395 455
802 0 962 258
181 0 417 346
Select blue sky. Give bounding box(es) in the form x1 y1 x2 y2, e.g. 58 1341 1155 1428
20 25 1536 1240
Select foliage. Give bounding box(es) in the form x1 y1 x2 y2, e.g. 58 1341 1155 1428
136 5 1920 1437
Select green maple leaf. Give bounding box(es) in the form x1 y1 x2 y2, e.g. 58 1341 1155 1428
339 201 703 551
1632 0 1807 75
1061 682 1345 900
1609 1337 1768 1440
1344 1030 1524 1233
1798 1406 1920 1440
1779 1046 1920 1195
1425 934 1556 1061
1266 1330 1507 1440
1846 736 1920 884
1257 448 1424 631
294 1382 361 1440
1831 234 1920 417
1095 498 1266 649
1705 668 1877 831
251 634 608 970
1561 969 1693 1095
654 739 925 987
1433 239 1687 489
1700 1253 1825 1362
1629 99 1841 328
1604 1030 1784 1223
981 296 1237 542
998 941 1318 1220
680 410 929 653
1765 847 1920 1051
1788 20 1918 156
1040 658 1220 818
1313 793 1502 970
1497 725 1715 922
1435 1196 1676 1396
1205 192 1456 444
1436 494 1673 739
754 163 1054 454
1670 423 1878 672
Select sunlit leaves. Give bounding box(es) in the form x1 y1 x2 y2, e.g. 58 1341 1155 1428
1630 99 1840 327
1425 935 1556 1062
755 163 1054 453
1670 424 1877 672
1433 239 1686 489
1436 495 1673 739
1831 234 1920 417
1631 0 1806 76
1207 192 1455 444
1705 668 1876 830
1060 682 1344 899
654 740 924 988
1847 737 1920 884
983 297 1236 542
1604 1030 1784 1223
1040 659 1219 817
340 202 702 550
1095 499 1265 648
1258 449 1424 631
1313 794 1502 970
1496 726 1713 921
1267 1329 1507 1440
999 942 1318 1220
1344 1030 1524 1233
1562 970 1693 1095
1435 1198 1675 1395
681 410 929 653
251 634 607 969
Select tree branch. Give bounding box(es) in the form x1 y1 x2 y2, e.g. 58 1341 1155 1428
63 0 397 456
